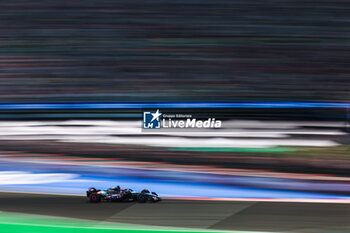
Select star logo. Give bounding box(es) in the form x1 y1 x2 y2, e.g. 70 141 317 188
151 109 162 122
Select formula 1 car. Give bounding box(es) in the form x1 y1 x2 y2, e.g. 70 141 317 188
86 186 161 203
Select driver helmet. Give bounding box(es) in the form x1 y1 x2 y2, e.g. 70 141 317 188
141 189 150 193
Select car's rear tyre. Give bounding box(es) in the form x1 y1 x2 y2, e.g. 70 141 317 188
137 193 146 202
89 193 101 203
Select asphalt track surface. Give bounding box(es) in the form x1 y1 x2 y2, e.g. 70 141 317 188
0 192 349 232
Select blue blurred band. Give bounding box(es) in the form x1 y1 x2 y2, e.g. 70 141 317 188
0 102 348 110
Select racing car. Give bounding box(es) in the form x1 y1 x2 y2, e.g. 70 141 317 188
86 186 161 203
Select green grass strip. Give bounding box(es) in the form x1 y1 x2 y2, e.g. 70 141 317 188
0 211 272 233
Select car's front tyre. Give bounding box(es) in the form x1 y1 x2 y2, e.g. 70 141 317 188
137 193 146 202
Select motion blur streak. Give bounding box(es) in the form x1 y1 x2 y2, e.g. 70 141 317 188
0 1 349 104
0 102 348 109
0 151 349 201
0 0 350 232
0 120 343 148
0 171 77 185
